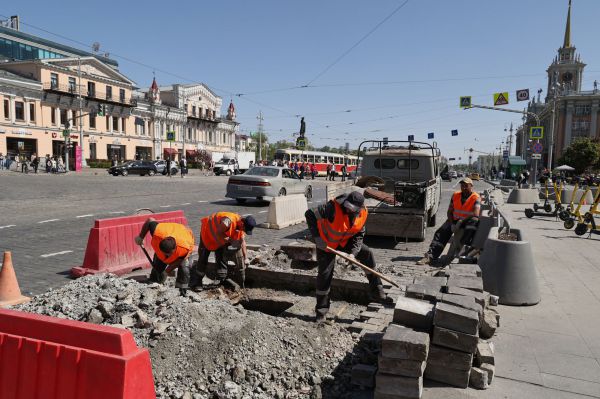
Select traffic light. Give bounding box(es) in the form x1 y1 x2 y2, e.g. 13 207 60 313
97 104 105 116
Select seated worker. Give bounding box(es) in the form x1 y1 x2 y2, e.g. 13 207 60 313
305 191 392 323
417 177 481 266
135 218 195 292
190 212 256 289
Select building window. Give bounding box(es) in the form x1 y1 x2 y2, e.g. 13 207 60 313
89 113 96 129
87 82 96 98
89 143 97 160
68 77 77 93
574 105 591 116
106 86 112 101
135 117 145 135
3 99 9 119
51 107 56 125
119 88 125 103
192 105 196 116
122 117 126 133
60 109 68 126
15 101 24 121
106 115 110 131
50 73 58 89
113 116 119 132
29 103 35 122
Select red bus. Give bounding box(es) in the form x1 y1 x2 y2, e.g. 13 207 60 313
274 148 358 176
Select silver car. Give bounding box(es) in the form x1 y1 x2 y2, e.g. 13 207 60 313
226 166 313 204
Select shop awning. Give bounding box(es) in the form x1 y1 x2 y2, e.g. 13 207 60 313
186 149 199 157
163 148 178 155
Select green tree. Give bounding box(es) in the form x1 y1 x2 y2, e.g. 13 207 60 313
557 137 600 174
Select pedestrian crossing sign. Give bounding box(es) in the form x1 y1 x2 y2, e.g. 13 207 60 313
460 96 471 108
166 131 176 141
530 126 544 139
427 132 434 139
408 135 415 141
493 92 509 106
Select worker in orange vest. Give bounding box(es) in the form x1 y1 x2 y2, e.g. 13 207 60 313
135 218 195 291
417 177 481 266
190 212 256 290
305 192 392 323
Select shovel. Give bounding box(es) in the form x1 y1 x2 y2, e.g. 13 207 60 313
326 246 400 288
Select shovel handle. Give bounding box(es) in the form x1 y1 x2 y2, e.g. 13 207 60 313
326 246 400 288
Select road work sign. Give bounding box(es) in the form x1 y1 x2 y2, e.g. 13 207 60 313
493 92 509 106
516 89 530 101
460 96 471 108
530 126 544 139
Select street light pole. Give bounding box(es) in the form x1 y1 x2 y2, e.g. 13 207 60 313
78 57 86 168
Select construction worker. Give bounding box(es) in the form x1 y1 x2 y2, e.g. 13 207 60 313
305 191 392 323
417 177 481 265
190 212 256 289
135 218 195 291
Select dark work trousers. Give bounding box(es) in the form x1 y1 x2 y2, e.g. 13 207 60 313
190 242 245 287
149 254 191 288
427 220 456 260
315 243 382 317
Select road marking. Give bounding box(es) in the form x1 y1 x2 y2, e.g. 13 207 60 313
259 210 268 214
242 214 253 217
0 225 16 229
197 200 208 203
38 219 60 224
76 214 94 218
159 205 171 208
180 203 191 206
109 211 125 214
40 250 73 258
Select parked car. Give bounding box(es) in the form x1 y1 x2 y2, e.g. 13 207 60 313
226 166 312 204
469 172 481 181
108 160 178 176
450 170 457 179
441 169 451 181
154 160 178 176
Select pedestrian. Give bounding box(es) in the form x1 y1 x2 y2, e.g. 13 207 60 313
0 153 4 171
190 212 256 290
51 157 57 173
31 153 39 174
417 177 481 266
179 157 187 178
305 192 392 323
135 153 140 161
330 162 336 181
326 163 331 180
311 163 316 180
299 162 305 179
341 162 348 182
135 218 195 294
111 155 118 167
45 156 52 173
57 156 65 173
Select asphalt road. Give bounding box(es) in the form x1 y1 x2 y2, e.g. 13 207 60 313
0 170 487 296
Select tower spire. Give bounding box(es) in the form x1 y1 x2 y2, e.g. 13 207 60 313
563 0 572 48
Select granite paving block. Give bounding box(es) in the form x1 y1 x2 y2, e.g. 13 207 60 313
405 283 442 301
381 323 430 361
433 302 479 335
440 293 482 318
469 367 489 389
427 344 473 371
447 275 483 292
375 374 423 399
351 364 377 387
445 286 487 309
378 354 426 378
475 340 495 365
413 276 448 287
393 296 435 331
432 326 478 354
424 363 470 388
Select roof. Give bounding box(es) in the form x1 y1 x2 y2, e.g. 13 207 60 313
508 157 526 166
0 26 118 67
0 69 40 85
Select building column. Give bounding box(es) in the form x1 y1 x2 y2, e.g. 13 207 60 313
24 99 30 124
564 101 574 149
590 100 599 139
9 96 15 123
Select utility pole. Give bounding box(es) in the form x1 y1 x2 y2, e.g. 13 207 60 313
78 57 86 168
507 122 513 157
548 94 557 171
257 111 264 161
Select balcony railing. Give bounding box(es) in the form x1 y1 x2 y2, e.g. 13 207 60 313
43 82 137 106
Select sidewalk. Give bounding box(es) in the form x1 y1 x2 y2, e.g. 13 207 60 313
424 201 600 398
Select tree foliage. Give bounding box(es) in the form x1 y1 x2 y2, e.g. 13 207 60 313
557 138 600 174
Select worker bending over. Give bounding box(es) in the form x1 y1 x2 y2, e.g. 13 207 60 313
135 218 195 290
190 212 256 289
417 177 481 266
305 191 392 323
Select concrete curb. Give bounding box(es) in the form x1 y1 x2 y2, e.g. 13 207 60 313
261 194 308 229
506 188 540 204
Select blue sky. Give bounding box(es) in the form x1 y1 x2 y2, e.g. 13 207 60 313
5 0 600 161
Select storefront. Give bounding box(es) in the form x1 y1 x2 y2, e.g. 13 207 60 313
107 144 126 162
135 146 152 160
52 139 78 170
5 137 37 160
163 147 178 161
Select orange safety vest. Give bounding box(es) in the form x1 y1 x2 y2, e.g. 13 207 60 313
316 200 368 249
201 212 245 251
150 223 195 264
451 191 480 221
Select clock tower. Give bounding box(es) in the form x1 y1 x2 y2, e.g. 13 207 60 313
546 0 585 99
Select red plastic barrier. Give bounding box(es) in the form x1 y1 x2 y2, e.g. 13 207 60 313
71 210 189 277
0 308 155 399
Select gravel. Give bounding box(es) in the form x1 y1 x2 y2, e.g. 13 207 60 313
15 274 368 399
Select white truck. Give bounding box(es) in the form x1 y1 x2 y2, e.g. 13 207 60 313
213 151 256 176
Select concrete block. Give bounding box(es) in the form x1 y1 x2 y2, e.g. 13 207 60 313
393 296 435 331
381 324 430 361
479 309 498 339
360 310 392 321
447 275 484 292
405 284 442 301
351 364 377 387
375 374 422 399
476 340 495 365
480 363 495 385
349 321 382 333
427 344 473 371
440 293 482 318
433 302 479 335
263 194 308 229
413 276 448 287
367 302 384 311
489 294 499 306
449 264 482 277
469 367 489 389
507 188 540 204
279 241 316 261
424 363 470 388
445 286 487 309
360 332 384 351
378 354 426 378
432 326 479 354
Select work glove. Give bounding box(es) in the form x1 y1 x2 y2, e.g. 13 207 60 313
135 236 144 246
314 237 328 251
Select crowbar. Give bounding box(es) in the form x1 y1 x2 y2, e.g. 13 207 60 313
326 246 400 288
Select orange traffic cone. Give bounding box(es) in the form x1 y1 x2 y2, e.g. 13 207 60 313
0 251 30 307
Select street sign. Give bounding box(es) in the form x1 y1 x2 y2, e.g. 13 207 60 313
296 137 306 150
427 132 434 139
460 96 471 108
408 134 415 141
493 92 509 106
516 89 530 102
532 142 543 154
449 157 456 161
530 126 544 139
502 150 509 159
451 129 458 136
531 153 542 159
62 129 69 137
166 131 176 141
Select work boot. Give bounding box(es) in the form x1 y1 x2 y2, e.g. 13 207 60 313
369 285 394 305
416 253 432 265
315 314 327 323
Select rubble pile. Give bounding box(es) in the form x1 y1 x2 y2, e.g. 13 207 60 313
16 274 363 399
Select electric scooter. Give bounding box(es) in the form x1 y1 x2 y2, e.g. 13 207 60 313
574 187 600 236
563 186 592 229
558 182 578 221
525 181 563 219
532 180 553 213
